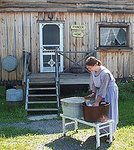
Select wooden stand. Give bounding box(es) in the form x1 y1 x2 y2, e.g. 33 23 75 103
60 114 114 149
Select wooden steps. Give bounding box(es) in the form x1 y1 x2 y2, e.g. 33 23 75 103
24 72 89 114
25 78 59 114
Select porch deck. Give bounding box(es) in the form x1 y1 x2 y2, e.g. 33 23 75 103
27 72 90 85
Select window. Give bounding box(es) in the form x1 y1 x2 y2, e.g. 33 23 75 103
99 25 128 47
42 24 60 45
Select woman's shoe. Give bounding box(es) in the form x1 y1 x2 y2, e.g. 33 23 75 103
105 139 110 143
105 136 115 143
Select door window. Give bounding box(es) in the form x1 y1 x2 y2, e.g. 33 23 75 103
42 24 60 45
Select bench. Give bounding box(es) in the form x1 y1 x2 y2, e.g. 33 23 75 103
60 114 114 149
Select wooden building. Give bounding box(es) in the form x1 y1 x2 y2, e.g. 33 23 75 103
0 0 134 82
1 0 134 112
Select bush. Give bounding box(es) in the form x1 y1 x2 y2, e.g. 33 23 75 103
117 81 134 101
0 86 6 99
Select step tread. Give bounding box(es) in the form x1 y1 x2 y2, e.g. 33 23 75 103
29 87 56 90
27 108 58 111
28 101 57 104
28 94 56 97
29 81 55 84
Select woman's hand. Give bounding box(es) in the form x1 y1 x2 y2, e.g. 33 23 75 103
88 93 95 97
93 101 99 106
85 93 95 99
93 95 102 106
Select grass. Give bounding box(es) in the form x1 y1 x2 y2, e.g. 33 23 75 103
117 81 134 127
0 82 134 150
0 86 27 123
0 100 28 123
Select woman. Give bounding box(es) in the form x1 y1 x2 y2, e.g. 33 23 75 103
86 56 118 142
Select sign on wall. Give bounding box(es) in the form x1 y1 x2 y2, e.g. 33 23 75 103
72 32 84 38
71 25 85 30
71 24 85 38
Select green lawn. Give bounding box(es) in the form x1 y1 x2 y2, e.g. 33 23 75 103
0 82 134 150
0 86 27 123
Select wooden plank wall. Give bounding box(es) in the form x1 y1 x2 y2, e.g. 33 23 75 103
0 12 39 81
0 12 134 81
96 13 134 78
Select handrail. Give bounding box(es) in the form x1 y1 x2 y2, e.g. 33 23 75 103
22 51 31 85
55 52 60 113
55 51 94 74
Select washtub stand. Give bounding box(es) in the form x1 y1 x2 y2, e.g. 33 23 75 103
60 114 114 149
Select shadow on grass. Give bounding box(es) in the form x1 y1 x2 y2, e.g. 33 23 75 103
45 134 112 150
0 125 113 150
0 126 39 138
0 120 94 136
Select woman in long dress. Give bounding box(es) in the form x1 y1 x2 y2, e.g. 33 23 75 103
85 56 118 142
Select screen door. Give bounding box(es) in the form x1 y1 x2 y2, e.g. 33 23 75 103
40 23 63 72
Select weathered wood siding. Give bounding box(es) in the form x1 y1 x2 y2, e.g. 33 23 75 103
96 13 134 78
0 12 134 80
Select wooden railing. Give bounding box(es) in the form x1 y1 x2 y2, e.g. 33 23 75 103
22 51 31 85
55 51 94 76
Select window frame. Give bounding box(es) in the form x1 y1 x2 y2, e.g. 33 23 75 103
99 24 129 47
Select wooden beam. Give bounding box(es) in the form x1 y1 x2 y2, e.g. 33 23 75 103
1 5 134 14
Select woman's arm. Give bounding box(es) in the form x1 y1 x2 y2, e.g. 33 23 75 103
90 72 96 90
85 73 97 98
93 73 110 106
93 95 102 106
86 89 97 98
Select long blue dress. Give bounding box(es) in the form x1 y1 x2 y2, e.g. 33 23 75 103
90 66 119 134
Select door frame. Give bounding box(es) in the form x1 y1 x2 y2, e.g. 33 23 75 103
39 22 64 72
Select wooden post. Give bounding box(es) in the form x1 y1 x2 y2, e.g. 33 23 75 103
25 78 29 111
62 116 66 136
23 51 27 85
109 121 113 143
75 120 78 132
55 51 60 114
96 125 100 149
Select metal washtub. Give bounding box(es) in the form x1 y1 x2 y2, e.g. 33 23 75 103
61 97 84 118
82 102 110 122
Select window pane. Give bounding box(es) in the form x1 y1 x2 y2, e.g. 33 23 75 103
42 24 60 45
100 27 127 46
